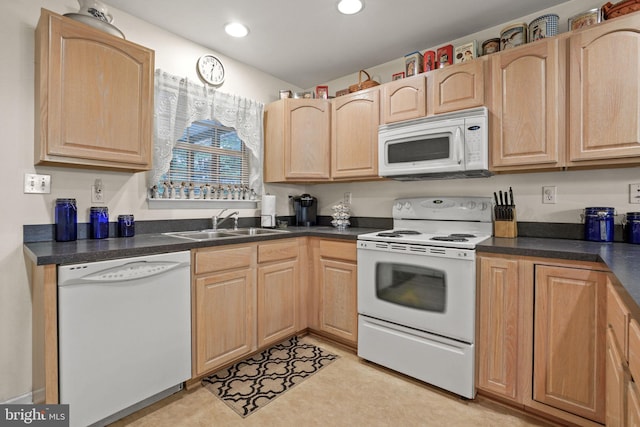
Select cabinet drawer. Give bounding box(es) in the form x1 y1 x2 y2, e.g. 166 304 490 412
258 239 299 264
608 280 630 361
194 245 253 275
319 240 356 262
629 319 640 381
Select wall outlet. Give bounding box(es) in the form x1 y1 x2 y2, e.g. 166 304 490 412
542 186 556 204
630 184 640 204
91 179 104 203
344 192 352 204
24 173 51 194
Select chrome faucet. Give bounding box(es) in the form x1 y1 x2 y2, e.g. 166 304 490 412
212 209 239 230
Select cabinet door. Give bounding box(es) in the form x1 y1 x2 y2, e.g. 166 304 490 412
331 88 380 179
194 268 255 376
381 75 427 123
318 258 357 345
429 58 485 115
568 13 640 165
607 328 630 427
257 260 299 348
490 38 564 170
533 265 606 423
477 256 521 402
264 99 331 182
35 9 153 171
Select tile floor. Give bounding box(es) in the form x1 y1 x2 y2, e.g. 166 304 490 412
111 335 554 427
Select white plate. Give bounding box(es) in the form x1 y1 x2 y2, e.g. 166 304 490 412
63 13 125 39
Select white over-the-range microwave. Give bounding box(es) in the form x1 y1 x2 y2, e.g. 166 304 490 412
378 106 491 180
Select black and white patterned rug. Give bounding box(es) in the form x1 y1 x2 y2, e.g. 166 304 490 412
202 336 339 417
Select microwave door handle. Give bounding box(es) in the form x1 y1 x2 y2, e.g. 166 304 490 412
454 128 463 164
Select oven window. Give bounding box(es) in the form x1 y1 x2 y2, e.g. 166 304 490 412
387 135 450 164
376 262 446 312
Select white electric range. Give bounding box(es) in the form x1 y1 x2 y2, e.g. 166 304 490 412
357 196 492 399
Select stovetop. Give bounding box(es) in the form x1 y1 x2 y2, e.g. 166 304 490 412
358 229 491 249
358 196 493 250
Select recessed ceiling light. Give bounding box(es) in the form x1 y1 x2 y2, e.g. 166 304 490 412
225 22 249 38
337 0 363 15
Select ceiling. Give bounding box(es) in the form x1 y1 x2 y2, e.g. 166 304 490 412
105 0 569 89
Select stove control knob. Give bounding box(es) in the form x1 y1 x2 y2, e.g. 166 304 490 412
403 202 412 211
466 201 477 210
393 202 403 211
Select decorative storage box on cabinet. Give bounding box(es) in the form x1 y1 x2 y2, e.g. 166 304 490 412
35 9 154 171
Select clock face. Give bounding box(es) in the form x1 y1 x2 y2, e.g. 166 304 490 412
197 54 225 85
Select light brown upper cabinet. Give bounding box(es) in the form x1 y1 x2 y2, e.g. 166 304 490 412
331 87 380 180
381 74 427 124
568 12 640 167
428 57 486 115
35 9 154 171
264 98 331 182
489 38 565 171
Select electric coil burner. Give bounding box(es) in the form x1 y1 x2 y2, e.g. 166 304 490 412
357 196 493 399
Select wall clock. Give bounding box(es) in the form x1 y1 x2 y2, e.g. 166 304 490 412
196 54 225 85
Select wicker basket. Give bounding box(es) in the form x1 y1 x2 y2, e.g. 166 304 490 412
348 70 380 93
602 0 640 19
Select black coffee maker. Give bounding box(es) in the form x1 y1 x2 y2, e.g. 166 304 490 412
291 194 317 226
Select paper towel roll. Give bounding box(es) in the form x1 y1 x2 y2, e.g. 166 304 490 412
261 194 276 228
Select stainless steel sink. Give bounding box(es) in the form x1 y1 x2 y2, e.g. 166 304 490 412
164 227 289 241
163 230 239 241
228 227 290 236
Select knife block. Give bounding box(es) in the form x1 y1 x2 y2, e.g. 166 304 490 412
494 209 518 238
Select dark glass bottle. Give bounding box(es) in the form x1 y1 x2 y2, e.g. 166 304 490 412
55 198 77 242
117 214 135 237
89 207 109 239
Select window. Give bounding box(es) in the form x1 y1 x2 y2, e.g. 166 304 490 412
158 120 249 198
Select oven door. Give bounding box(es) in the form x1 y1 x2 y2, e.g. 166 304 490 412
357 242 476 343
378 120 465 177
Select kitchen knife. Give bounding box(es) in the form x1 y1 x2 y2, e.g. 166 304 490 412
499 191 504 206
509 187 515 206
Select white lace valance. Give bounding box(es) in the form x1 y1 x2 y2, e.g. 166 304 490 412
149 69 264 195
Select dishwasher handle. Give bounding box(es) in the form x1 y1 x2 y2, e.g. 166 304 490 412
59 260 190 287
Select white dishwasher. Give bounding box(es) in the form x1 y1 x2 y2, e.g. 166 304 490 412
58 251 192 427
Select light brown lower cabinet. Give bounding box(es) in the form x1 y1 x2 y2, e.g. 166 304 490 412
477 253 608 426
309 238 358 346
256 239 301 348
192 239 303 378
192 244 256 377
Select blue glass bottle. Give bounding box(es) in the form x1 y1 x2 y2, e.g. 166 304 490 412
117 214 135 237
55 198 77 242
89 207 109 239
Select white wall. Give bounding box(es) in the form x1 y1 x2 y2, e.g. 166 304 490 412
0 0 301 402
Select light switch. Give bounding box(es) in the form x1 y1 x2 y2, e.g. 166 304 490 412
24 173 51 194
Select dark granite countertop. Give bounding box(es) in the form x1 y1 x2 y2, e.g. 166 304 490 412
23 226 377 266
23 227 640 309
478 237 640 308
